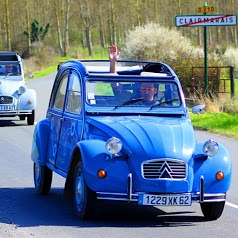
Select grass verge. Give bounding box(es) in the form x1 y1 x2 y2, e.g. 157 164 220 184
190 112 238 139
33 65 58 78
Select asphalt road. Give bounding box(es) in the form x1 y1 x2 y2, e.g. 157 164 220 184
0 73 237 238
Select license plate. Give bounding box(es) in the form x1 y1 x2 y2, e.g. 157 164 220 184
138 194 192 206
0 105 14 111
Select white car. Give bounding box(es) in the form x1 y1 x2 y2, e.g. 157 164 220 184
0 52 36 125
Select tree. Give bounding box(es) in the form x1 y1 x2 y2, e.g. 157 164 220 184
109 0 116 45
24 19 50 43
25 0 31 56
5 0 11 51
0 0 238 55
53 0 71 57
78 0 93 56
97 0 105 48
63 0 71 57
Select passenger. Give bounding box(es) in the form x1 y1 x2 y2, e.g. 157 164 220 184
108 45 157 105
108 44 119 74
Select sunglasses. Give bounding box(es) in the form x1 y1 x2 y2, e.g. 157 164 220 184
140 87 155 91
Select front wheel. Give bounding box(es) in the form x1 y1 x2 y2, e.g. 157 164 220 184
200 201 225 220
73 161 96 219
34 163 52 195
27 110 35 125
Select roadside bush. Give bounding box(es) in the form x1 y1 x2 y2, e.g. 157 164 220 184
221 98 238 114
222 47 238 77
190 92 238 114
122 22 200 62
189 92 220 113
24 44 57 75
122 22 222 91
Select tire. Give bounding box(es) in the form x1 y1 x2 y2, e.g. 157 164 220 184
34 162 52 195
200 201 225 220
27 110 35 125
73 161 96 219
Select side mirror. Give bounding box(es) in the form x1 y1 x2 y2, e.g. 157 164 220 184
27 74 34 79
192 104 206 114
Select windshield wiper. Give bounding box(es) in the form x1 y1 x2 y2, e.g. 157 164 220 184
113 97 144 110
150 99 180 110
3 74 11 79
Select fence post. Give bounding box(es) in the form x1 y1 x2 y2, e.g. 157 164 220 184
230 66 235 99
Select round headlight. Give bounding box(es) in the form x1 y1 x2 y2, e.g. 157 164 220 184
203 139 219 157
18 86 26 95
105 137 122 154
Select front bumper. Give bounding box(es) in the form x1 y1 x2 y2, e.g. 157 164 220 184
0 110 32 117
96 173 226 204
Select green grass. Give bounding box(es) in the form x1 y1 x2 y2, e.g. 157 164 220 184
190 112 238 139
33 65 58 78
96 83 114 95
80 47 109 60
29 48 109 79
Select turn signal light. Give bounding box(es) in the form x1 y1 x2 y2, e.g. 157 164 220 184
27 100 32 105
97 169 107 178
216 171 224 181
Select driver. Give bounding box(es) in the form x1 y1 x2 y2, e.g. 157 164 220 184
4 64 13 75
139 83 157 105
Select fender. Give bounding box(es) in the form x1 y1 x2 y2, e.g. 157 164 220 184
193 142 232 193
78 139 110 177
31 119 50 166
78 140 130 193
19 88 37 110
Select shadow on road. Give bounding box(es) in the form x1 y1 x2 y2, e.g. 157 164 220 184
0 187 208 228
0 119 28 127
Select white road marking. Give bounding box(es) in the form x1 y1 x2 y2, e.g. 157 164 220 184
226 201 238 209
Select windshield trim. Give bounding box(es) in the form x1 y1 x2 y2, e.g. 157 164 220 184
85 108 187 117
85 78 183 109
85 74 176 82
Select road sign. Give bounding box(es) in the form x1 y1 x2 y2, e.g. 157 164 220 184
197 6 216 13
175 14 237 27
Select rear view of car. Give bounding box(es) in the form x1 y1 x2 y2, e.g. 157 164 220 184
0 52 36 125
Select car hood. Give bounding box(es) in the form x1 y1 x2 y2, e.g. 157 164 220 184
0 79 24 95
86 115 196 160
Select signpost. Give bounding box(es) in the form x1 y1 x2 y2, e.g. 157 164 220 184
175 2 237 95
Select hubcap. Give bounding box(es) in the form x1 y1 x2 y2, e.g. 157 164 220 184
75 170 84 211
34 163 41 187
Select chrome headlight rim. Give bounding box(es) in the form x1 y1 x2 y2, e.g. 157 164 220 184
105 137 122 155
18 86 26 95
203 139 219 157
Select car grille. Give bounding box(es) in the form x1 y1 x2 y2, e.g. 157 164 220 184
0 96 13 104
142 159 187 180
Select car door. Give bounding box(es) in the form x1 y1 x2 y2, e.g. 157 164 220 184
55 71 83 172
47 72 68 166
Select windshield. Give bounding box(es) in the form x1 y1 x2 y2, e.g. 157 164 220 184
86 80 181 108
0 62 21 76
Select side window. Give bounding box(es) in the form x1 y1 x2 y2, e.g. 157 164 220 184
54 75 68 110
66 73 81 114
